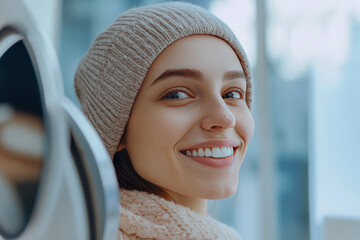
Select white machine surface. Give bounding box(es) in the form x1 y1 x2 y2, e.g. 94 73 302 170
0 0 119 239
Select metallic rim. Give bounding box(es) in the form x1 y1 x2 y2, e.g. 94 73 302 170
63 98 120 240
0 0 66 238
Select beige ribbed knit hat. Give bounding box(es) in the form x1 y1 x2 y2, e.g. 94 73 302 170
74 1 252 159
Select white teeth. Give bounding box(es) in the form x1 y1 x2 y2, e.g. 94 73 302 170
192 149 197 157
221 147 228 157
198 148 204 157
204 148 212 157
184 146 234 158
212 148 221 158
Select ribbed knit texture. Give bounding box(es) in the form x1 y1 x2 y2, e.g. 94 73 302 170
74 2 252 158
118 189 242 240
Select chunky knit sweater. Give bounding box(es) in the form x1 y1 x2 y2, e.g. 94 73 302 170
118 189 242 240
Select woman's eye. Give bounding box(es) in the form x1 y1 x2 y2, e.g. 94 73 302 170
163 91 189 100
222 90 244 99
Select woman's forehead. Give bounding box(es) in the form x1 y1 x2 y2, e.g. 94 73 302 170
143 35 244 86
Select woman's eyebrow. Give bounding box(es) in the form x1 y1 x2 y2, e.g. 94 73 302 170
151 69 246 85
224 71 246 81
151 69 203 85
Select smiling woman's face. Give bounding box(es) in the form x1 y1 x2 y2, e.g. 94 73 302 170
124 35 254 200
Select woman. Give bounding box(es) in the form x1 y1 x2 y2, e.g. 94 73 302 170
75 2 254 239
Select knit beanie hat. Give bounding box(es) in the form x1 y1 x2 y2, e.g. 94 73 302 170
74 1 252 159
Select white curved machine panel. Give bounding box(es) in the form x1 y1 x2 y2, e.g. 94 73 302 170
0 0 120 239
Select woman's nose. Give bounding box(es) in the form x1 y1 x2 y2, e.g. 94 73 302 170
200 97 236 131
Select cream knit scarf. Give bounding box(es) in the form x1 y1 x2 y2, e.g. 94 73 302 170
118 189 242 240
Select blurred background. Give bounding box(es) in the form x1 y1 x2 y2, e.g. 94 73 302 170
22 0 360 239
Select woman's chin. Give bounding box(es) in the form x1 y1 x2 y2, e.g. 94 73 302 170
195 184 238 200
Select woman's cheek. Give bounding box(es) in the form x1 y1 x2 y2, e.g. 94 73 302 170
236 111 255 144
147 108 193 138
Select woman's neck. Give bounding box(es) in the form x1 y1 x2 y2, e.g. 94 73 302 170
164 190 208 216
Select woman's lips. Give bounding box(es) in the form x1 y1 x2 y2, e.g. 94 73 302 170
180 140 239 168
